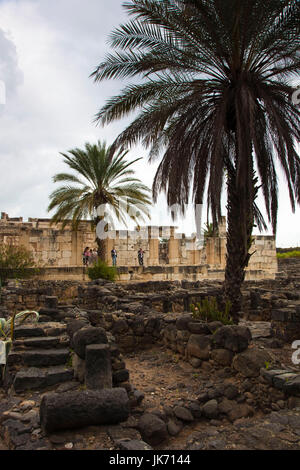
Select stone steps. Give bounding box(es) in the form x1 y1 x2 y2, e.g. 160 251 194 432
14 325 46 339
14 322 67 339
5 321 74 394
7 348 70 368
13 366 74 393
13 336 69 351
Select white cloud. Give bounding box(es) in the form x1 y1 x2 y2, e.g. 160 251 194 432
0 0 299 247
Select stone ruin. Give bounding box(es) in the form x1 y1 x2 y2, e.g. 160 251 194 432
0 213 277 282
0 256 299 450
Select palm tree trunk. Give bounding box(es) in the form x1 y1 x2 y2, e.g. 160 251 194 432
94 216 107 262
96 237 106 262
223 166 253 324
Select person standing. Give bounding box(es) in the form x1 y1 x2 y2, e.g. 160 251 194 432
111 248 117 266
86 248 92 266
83 247 89 266
90 248 98 265
138 248 145 266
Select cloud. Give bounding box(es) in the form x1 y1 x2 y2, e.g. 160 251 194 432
0 0 299 247
0 0 142 221
0 28 23 103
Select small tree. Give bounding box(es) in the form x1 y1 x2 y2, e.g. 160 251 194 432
48 141 152 261
87 259 117 282
0 244 38 284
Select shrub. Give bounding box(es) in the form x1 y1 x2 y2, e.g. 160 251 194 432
190 296 233 325
87 259 117 281
277 250 300 259
0 244 38 284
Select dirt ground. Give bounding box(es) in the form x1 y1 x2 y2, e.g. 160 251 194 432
0 335 299 451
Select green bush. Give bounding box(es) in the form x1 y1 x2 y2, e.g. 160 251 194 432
277 250 300 259
0 244 38 284
190 296 233 325
87 259 117 281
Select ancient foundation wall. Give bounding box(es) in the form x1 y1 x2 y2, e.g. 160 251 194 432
0 280 82 313
0 213 277 280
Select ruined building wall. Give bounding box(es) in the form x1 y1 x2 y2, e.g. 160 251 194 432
0 213 95 268
0 213 278 280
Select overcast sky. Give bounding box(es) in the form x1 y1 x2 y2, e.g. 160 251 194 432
0 0 299 247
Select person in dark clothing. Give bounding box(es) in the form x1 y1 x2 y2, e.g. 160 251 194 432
138 248 145 266
83 247 90 266
111 248 117 266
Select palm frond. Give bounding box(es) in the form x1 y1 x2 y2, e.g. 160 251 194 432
48 141 152 231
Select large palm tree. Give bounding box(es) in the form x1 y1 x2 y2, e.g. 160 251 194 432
92 0 299 321
48 141 152 260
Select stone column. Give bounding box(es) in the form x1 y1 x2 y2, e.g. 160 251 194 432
19 227 30 254
205 237 220 267
85 344 112 390
40 388 129 433
71 230 79 266
168 227 180 265
148 226 159 266
220 237 227 269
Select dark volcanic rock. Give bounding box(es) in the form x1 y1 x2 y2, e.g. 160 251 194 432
116 439 153 451
66 320 89 347
138 413 168 446
176 315 193 331
40 388 129 433
167 419 183 436
188 322 210 335
73 327 108 359
113 369 130 385
207 321 224 333
233 348 272 377
187 335 212 360
202 399 219 419
211 348 233 366
224 384 239 400
283 376 300 396
13 366 74 393
85 344 112 390
213 325 252 352
173 406 194 422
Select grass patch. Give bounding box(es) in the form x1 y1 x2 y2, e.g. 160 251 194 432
190 296 233 325
277 250 300 259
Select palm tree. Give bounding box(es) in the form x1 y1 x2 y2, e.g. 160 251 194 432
91 0 299 322
48 141 152 261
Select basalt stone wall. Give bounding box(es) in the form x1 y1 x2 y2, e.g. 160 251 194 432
2 275 300 345
270 258 300 342
161 316 253 368
0 280 83 316
77 280 224 314
83 307 253 369
277 257 300 281
85 308 167 353
271 308 300 342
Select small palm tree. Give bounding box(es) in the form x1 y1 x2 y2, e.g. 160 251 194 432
203 222 218 242
48 141 152 260
92 0 299 321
